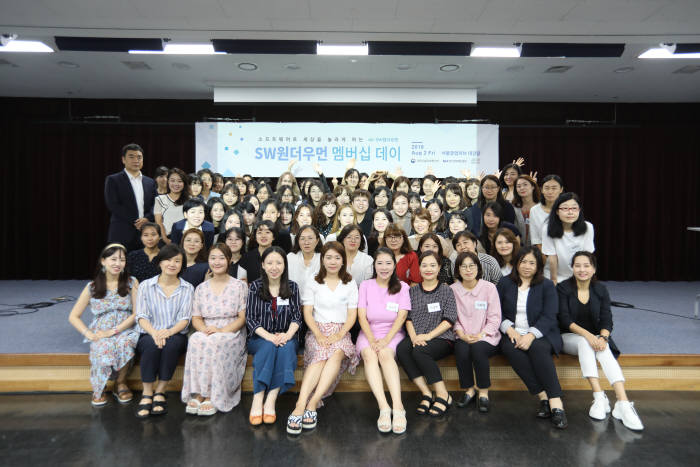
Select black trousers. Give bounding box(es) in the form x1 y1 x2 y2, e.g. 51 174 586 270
396 336 452 385
500 337 562 398
137 333 188 383
454 340 498 389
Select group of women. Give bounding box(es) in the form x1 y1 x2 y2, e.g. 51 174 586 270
69 159 644 434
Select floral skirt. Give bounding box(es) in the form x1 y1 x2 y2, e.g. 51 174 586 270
304 322 360 401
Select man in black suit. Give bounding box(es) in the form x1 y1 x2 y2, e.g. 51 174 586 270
104 143 157 251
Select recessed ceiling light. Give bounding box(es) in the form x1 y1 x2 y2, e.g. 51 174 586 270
506 65 524 72
284 63 300 70
238 62 258 71
440 64 460 72
58 61 80 69
613 66 634 73
171 62 191 70
397 64 413 70
121 61 152 70
544 65 572 73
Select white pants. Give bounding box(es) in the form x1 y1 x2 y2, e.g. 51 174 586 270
561 333 625 384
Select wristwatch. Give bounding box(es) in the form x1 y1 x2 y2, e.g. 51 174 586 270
598 335 609 342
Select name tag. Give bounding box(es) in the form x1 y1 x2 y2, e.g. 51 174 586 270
277 298 289 306
386 302 399 313
475 301 488 311
427 302 441 313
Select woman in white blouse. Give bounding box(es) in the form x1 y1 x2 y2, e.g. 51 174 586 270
154 168 189 244
337 225 374 287
286 225 322 295
287 242 360 435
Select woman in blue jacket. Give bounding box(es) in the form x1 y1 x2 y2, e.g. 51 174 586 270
497 246 567 429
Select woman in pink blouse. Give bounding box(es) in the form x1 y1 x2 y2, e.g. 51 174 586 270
450 251 501 413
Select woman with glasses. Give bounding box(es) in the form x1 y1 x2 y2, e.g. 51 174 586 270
542 193 594 285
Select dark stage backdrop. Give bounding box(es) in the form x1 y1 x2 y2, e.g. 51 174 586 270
2 99 698 281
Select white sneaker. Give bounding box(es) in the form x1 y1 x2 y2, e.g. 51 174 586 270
588 392 610 420
612 401 644 431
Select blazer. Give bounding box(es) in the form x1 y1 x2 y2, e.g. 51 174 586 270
104 171 156 244
556 278 620 358
169 219 216 250
467 201 517 237
496 275 562 354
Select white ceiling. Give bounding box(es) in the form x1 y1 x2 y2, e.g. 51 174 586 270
1 0 700 102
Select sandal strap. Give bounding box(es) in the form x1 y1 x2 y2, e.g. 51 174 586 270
288 414 303 424
420 395 433 403
433 397 449 406
303 409 317 421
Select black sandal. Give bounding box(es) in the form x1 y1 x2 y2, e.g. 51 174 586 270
135 395 153 419
416 395 433 415
151 392 168 416
430 395 453 418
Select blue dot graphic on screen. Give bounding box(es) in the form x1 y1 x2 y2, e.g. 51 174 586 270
225 146 229 151
240 138 244 141
234 150 239 155
201 162 211 169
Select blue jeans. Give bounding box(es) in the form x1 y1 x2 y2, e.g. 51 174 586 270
248 336 298 395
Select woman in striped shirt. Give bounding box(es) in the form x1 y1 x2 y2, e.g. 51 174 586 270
246 246 302 426
134 244 194 419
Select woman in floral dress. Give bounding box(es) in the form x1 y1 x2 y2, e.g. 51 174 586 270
182 243 248 415
68 243 139 406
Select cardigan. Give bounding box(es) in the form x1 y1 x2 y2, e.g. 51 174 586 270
496 276 562 354
556 278 620 358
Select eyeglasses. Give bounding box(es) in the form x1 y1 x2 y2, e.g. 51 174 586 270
559 206 580 213
459 264 478 270
386 235 402 240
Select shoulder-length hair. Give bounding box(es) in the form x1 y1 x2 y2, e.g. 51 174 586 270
381 223 412 254
220 209 243 235
417 232 445 258
342 168 361 189
331 204 358 233
453 251 483 282
539 174 564 206
257 198 284 230
479 201 504 252
509 246 545 287
547 192 588 238
220 182 239 208
570 250 598 283
498 163 523 188
154 243 188 278
445 183 467 210
223 227 247 256
371 186 393 209
181 228 208 263
492 228 521 267
315 241 353 284
205 197 227 223
277 185 299 204
337 224 367 252
291 203 314 236
464 178 480 207
208 242 232 264
258 246 292 301
512 174 541 208
411 207 433 232
478 175 506 208
392 176 411 192
166 168 191 206
292 225 323 254
425 198 447 232
276 171 301 199
92 244 131 299
312 193 338 227
372 247 402 295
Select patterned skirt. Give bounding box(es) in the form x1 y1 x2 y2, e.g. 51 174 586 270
304 322 360 401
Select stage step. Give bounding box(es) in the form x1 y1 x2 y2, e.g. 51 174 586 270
1 354 699 392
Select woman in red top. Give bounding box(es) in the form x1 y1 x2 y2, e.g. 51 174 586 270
382 223 421 286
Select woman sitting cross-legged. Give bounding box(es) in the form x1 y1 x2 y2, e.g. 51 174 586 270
557 251 643 431
181 243 248 416
451 251 501 413
246 246 302 426
397 251 458 417
356 247 411 434
287 241 360 435
134 244 194 419
497 246 567 429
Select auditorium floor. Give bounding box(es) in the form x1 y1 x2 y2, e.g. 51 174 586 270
0 391 697 467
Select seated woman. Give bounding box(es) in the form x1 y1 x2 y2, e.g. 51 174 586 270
366 208 393 257
397 251 458 417
287 225 323 294
68 243 139 406
243 220 279 283
181 243 248 416
390 191 412 235
134 244 194 418
408 208 453 258
180 228 210 288
557 251 643 431
287 242 359 435
497 246 567 429
382 223 421 286
357 248 410 434
246 246 302 426
450 251 501 413
418 233 453 285
127 222 161 283
492 228 521 277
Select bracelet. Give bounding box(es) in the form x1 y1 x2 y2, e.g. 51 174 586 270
596 334 609 342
